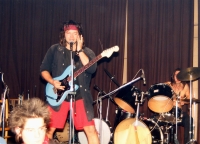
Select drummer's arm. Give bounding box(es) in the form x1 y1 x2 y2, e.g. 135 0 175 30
180 84 190 105
184 84 190 99
165 81 171 86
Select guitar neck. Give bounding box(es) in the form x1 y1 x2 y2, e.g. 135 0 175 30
67 54 102 81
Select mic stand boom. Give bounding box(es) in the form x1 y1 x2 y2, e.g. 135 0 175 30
98 76 142 102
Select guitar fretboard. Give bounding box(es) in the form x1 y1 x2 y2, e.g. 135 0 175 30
67 54 102 82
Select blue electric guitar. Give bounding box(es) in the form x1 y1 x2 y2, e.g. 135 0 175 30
46 46 119 106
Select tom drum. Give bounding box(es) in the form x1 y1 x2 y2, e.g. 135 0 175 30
148 83 173 113
114 86 141 113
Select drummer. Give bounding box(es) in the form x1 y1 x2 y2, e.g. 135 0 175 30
165 68 193 144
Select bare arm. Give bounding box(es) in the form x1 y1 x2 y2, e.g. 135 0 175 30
184 84 190 99
41 71 65 90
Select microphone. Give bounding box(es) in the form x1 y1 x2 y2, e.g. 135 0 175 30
142 69 146 85
70 42 74 50
104 69 120 87
94 85 106 95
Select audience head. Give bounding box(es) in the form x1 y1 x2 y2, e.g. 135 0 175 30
9 97 50 144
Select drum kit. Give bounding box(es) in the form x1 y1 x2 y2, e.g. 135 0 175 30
58 67 200 144
115 67 199 144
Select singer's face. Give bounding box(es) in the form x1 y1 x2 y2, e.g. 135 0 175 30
65 30 79 43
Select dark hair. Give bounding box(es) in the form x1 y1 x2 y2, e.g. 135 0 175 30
9 98 50 142
170 68 187 87
170 68 181 84
59 20 84 47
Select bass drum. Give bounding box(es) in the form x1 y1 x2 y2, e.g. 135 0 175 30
114 118 163 144
78 118 111 144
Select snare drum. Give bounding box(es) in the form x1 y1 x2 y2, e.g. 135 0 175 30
78 118 111 144
148 83 173 113
114 118 164 144
114 86 141 113
157 107 182 124
56 122 73 142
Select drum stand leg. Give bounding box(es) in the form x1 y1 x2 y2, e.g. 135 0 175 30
186 76 197 144
174 100 179 144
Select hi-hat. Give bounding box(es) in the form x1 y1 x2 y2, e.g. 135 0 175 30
177 67 200 81
182 98 200 104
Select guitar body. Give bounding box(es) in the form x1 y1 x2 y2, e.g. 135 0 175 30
46 65 79 106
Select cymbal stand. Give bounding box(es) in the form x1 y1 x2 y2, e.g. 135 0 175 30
174 95 180 144
186 74 197 144
192 102 197 142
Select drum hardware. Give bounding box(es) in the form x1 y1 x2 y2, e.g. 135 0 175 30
157 107 183 124
104 69 120 87
177 67 200 144
174 96 180 144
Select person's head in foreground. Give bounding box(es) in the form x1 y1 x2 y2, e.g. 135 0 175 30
9 98 50 144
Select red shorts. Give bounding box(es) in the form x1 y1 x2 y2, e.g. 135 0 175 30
48 99 94 130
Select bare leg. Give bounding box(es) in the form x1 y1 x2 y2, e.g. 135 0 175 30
83 125 99 144
46 127 56 139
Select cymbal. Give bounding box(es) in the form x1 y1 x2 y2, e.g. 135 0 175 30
182 98 200 103
177 67 200 81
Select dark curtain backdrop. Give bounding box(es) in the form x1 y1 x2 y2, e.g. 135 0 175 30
127 0 195 143
0 0 199 143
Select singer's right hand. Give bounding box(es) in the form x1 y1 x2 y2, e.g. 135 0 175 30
52 80 65 90
77 35 83 51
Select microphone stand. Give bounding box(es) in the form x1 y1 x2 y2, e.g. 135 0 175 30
98 94 103 144
0 73 8 139
69 42 76 144
133 92 145 144
99 76 142 100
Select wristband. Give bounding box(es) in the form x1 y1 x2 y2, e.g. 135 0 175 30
77 49 84 54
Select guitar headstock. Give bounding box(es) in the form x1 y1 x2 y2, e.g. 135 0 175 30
101 46 119 58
